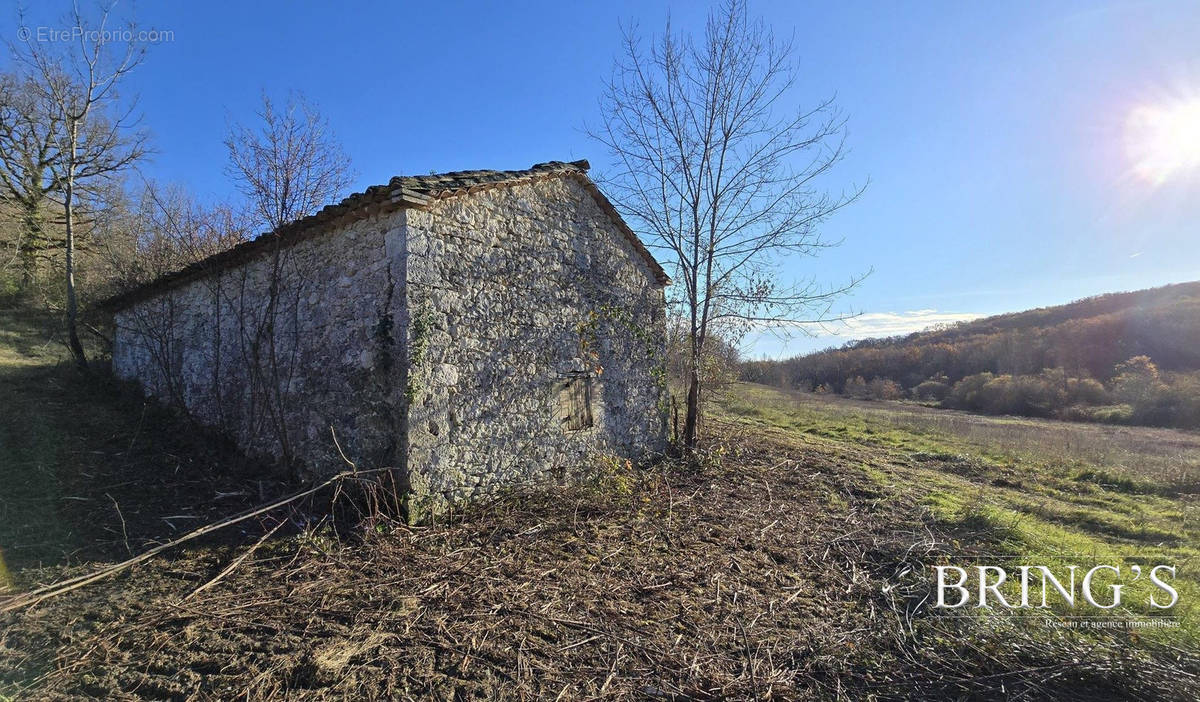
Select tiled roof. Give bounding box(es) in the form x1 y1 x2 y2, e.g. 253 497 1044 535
393 160 590 200
100 159 668 311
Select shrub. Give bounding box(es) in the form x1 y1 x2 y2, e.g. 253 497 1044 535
1061 404 1133 425
0 273 21 307
1112 356 1164 406
1127 371 1200 428
843 376 869 399
866 377 903 401
945 372 995 411
914 379 950 402
1066 377 1109 405
945 371 1065 417
1164 372 1200 427
588 454 636 497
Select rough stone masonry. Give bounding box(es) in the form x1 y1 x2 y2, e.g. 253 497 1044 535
104 160 670 520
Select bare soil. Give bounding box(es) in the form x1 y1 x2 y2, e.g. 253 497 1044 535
3 418 1193 700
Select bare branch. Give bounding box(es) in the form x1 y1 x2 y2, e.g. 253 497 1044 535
224 91 355 232
588 0 867 448
6 0 152 367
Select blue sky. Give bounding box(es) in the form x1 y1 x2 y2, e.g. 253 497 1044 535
5 1 1199 357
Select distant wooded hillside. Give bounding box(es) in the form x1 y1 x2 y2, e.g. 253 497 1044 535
742 281 1200 428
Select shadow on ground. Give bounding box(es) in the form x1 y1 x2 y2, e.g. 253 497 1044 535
0 308 287 583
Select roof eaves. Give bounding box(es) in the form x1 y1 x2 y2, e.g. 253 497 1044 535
99 159 667 311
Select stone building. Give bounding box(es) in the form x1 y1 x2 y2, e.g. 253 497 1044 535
104 160 670 519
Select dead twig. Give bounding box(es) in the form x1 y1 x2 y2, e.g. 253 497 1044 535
181 517 287 602
0 466 395 614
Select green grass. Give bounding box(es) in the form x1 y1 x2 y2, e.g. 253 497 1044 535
715 383 1200 649
0 310 80 585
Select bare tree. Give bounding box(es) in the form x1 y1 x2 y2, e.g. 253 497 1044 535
223 91 352 479
94 180 251 290
10 1 151 368
0 71 64 290
224 91 353 231
591 0 866 449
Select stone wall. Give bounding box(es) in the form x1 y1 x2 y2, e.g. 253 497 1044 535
112 210 408 478
112 174 668 517
402 176 668 517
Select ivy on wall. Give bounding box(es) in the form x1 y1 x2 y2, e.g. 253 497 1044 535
576 302 670 421
405 306 434 405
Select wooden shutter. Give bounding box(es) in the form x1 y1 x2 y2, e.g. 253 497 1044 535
557 374 594 431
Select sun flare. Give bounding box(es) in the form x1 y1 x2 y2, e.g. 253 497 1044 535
1125 97 1200 186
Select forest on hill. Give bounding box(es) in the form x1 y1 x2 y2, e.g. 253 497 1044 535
741 281 1200 428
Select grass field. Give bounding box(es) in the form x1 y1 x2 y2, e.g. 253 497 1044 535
717 384 1200 648
723 385 1200 492
1 310 1198 699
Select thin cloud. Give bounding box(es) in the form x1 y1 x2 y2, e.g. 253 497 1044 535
834 309 984 339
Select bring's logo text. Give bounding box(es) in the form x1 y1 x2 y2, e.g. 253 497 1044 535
932 565 1178 610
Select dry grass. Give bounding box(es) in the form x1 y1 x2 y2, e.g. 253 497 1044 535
2 314 1198 700
5 424 1194 700
718 384 1200 650
0 309 277 582
735 384 1200 493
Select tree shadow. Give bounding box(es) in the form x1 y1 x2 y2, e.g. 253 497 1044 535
0 354 294 583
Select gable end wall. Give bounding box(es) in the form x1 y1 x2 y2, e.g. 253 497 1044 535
401 176 668 517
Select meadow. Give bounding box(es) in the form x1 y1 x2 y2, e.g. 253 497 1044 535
717 384 1200 646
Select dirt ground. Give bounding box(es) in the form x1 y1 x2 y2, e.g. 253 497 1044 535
3 416 1194 700
2 310 1196 700
0 310 271 578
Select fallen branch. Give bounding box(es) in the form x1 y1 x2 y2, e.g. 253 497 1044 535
181 517 287 602
83 321 113 349
0 466 396 614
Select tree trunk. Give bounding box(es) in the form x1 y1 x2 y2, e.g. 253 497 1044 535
682 363 700 450
63 175 87 370
18 202 42 292
682 298 702 451
19 248 36 292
